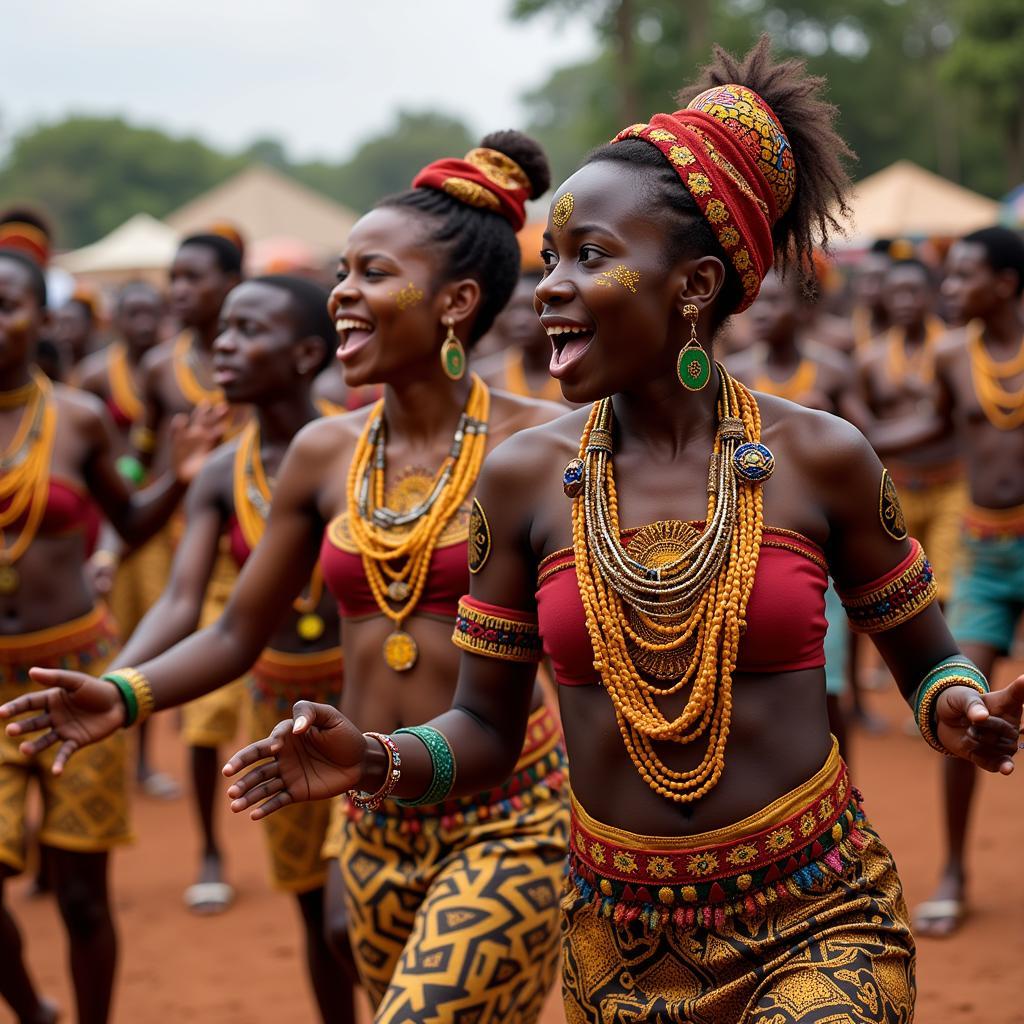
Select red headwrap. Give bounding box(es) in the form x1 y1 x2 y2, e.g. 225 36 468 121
412 148 531 232
612 84 796 312
0 221 50 268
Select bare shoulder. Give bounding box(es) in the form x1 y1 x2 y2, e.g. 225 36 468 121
189 441 238 506
73 349 109 394
935 325 968 362
488 388 569 439
289 405 370 466
482 404 588 488
139 339 174 374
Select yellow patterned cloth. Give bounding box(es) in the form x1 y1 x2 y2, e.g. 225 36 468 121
181 538 246 748
325 705 569 1023
248 647 343 892
109 523 176 638
889 467 966 603
0 607 131 872
561 744 915 1023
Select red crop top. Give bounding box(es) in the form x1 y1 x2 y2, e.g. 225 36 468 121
0 478 101 554
227 515 250 570
320 512 468 619
535 526 828 686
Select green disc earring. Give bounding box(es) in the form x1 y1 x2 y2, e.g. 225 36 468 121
676 303 711 391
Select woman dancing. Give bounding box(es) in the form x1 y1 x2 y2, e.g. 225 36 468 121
218 41 1024 1021
4 132 571 1023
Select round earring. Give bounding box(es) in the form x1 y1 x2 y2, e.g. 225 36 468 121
440 318 466 381
676 303 711 391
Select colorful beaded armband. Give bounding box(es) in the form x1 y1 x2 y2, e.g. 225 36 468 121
451 596 543 663
837 539 937 634
102 668 155 728
349 732 402 811
393 726 456 807
912 656 989 755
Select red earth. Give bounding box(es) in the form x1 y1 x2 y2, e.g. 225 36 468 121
6 664 1023 1023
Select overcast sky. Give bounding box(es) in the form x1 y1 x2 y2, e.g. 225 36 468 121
5 2 597 162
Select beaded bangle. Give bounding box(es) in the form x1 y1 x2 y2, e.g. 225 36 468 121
348 732 402 811
102 667 155 727
912 656 990 755
837 539 937 634
115 454 147 485
392 726 456 807
452 597 543 663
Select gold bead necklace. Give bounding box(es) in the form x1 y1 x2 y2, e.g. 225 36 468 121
107 343 145 423
571 366 765 802
346 374 490 671
968 319 1024 431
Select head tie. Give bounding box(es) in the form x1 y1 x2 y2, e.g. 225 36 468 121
612 84 795 311
412 147 531 231
0 222 50 268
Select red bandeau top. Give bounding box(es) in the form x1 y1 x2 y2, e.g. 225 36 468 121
227 516 250 569
0 478 101 555
319 513 469 620
535 527 828 686
105 396 134 432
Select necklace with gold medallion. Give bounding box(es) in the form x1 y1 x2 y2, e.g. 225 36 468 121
0 370 58 594
233 421 327 641
346 374 490 671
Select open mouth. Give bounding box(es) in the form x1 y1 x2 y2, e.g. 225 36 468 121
545 322 595 378
335 317 375 361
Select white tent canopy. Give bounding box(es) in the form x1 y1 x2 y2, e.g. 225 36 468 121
839 160 1000 244
55 212 178 275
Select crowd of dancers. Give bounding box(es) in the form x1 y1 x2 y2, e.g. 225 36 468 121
0 37 1022 1024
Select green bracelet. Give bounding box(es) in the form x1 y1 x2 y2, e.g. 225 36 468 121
103 672 138 727
912 656 989 754
115 454 147 486
392 726 456 807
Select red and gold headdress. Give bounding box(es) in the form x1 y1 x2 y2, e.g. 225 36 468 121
0 221 51 268
412 148 531 232
613 84 796 311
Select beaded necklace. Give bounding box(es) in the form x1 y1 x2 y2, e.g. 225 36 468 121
107 343 145 424
172 331 223 407
0 369 58 593
885 318 943 386
346 374 490 671
570 366 766 803
967 319 1024 431
233 421 326 641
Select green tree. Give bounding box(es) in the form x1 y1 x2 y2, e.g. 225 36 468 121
0 117 243 247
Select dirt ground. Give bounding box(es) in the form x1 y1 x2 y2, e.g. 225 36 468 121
6 665 1024 1024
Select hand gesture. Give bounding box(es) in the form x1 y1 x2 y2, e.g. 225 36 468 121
936 676 1024 774
0 669 126 773
170 401 228 485
223 701 367 820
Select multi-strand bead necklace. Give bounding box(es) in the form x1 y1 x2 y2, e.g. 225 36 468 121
570 366 767 802
968 319 1024 430
346 374 490 671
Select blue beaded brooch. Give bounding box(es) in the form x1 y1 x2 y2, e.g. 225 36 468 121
563 458 584 498
732 442 775 483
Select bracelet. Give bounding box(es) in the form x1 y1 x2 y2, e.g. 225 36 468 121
129 425 156 455
348 732 402 811
912 657 989 755
102 667 156 728
115 454 147 485
392 725 456 807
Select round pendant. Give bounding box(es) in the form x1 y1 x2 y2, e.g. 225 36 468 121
296 613 325 642
441 339 465 381
733 442 775 483
383 630 418 672
0 564 19 594
677 346 711 391
387 580 411 602
563 458 584 498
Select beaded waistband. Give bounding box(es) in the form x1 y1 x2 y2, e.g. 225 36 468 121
251 646 343 685
0 605 117 666
568 741 870 929
962 503 1024 541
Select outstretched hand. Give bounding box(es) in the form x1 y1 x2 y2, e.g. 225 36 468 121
170 401 228 485
223 701 367 820
0 669 126 773
936 676 1024 774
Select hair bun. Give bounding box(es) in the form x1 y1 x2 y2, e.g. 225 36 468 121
479 130 551 200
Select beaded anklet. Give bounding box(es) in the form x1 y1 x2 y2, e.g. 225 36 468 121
393 726 456 807
348 732 402 811
912 656 989 754
102 668 155 727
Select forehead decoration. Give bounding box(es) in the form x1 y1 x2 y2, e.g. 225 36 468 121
611 84 796 312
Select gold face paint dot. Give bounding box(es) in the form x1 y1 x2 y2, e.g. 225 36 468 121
552 192 574 229
395 282 424 311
